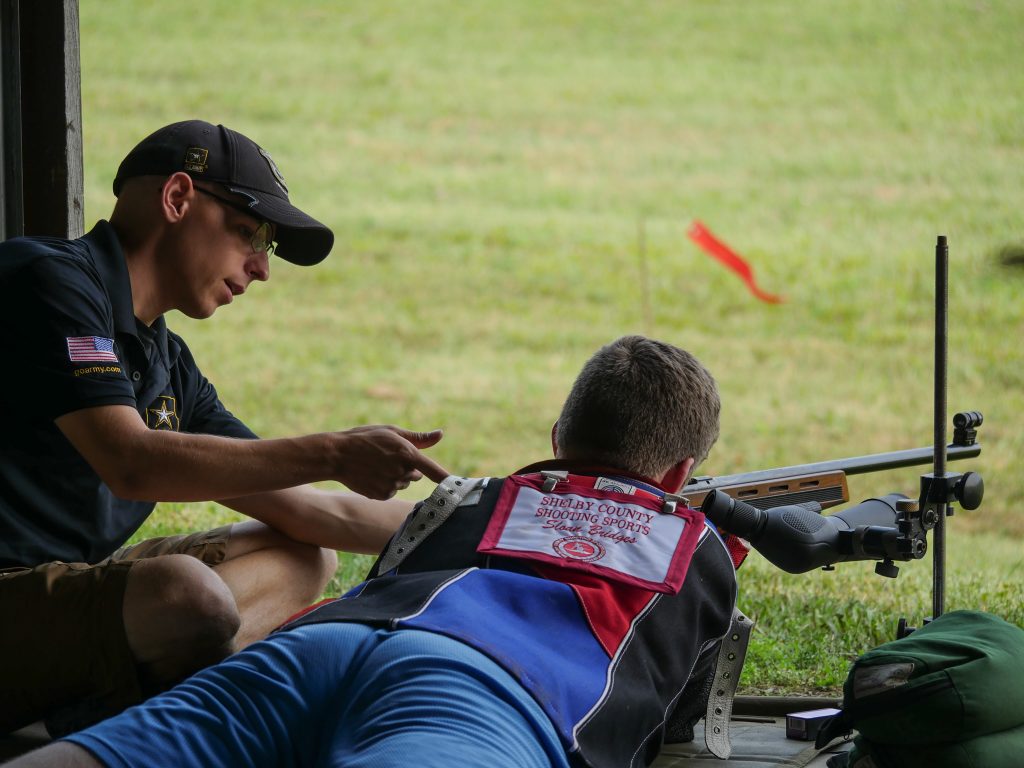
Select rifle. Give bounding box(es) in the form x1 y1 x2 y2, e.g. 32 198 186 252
679 411 983 513
674 411 983 578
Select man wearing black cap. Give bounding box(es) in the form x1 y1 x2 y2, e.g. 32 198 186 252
0 120 449 736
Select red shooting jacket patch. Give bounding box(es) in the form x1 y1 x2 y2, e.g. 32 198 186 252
478 473 704 594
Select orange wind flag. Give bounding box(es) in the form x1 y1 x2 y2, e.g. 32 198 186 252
686 220 784 304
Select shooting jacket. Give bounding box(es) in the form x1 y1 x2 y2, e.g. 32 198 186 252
285 462 738 768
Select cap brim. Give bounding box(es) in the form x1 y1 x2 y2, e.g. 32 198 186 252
228 185 334 266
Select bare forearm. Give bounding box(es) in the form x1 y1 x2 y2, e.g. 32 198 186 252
223 487 412 553
110 430 339 502
56 405 449 502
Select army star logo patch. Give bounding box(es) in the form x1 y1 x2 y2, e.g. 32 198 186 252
146 395 180 431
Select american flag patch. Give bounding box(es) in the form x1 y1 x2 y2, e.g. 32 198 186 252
67 336 119 363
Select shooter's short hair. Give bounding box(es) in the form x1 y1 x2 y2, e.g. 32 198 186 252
555 335 720 479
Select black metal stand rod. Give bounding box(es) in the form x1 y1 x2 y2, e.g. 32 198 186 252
933 235 948 619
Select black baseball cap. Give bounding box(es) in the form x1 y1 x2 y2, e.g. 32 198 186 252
113 120 333 266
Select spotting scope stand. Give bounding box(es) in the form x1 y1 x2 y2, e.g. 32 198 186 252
896 236 986 637
694 237 985 642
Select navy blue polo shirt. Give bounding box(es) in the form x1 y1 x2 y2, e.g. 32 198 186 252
0 221 257 567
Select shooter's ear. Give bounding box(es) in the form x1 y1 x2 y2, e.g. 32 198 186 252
660 457 696 494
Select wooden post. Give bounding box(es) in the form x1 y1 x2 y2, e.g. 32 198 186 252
0 0 24 239
14 0 85 239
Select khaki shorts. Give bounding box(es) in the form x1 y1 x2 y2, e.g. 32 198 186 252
0 526 231 735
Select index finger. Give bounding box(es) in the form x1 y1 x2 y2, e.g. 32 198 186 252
410 451 450 484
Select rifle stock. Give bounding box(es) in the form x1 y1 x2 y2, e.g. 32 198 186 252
681 442 981 512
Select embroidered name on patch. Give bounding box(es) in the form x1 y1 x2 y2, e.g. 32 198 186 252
478 475 705 593
67 336 118 363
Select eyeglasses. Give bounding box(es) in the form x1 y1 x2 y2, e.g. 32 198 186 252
194 186 277 256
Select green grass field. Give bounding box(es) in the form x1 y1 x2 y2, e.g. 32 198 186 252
80 0 1023 693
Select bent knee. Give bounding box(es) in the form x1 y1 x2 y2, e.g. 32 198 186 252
125 554 240 658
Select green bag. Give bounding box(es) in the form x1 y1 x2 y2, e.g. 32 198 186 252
817 610 1024 768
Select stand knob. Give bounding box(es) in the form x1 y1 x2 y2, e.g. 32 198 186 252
955 472 984 510
875 559 900 578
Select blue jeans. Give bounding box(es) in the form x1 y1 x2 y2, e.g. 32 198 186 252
65 624 571 768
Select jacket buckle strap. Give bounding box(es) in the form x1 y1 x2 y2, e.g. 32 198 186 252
704 607 754 759
377 475 479 573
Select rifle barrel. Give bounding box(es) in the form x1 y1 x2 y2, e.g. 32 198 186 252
687 443 981 492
